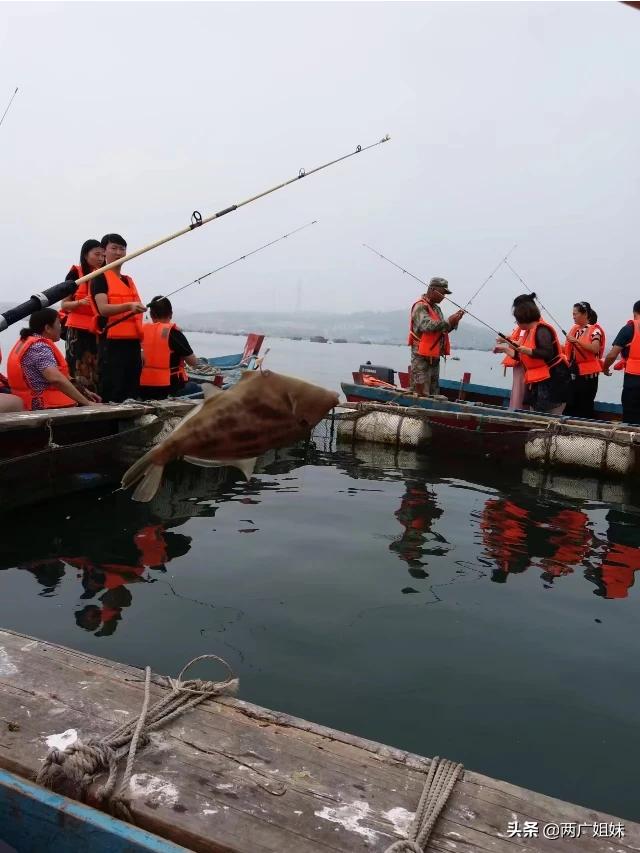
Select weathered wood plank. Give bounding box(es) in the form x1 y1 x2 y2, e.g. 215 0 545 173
0 399 194 433
0 628 636 852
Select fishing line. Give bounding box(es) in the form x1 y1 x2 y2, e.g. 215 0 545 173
363 243 514 342
503 258 567 335
0 87 18 131
463 243 518 309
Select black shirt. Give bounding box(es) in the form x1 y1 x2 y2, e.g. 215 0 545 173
612 322 640 389
140 327 194 392
90 273 136 334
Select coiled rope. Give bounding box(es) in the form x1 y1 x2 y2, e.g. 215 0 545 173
36 654 238 821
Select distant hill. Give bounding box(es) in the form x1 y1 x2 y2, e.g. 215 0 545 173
179 309 495 350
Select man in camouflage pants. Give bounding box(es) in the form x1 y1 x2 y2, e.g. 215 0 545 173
409 277 464 396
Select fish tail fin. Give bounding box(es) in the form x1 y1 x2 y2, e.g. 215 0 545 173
121 450 165 503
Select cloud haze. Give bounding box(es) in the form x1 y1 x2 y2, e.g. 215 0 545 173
1 1 639 341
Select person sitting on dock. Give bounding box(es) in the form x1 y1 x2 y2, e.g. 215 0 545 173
139 296 201 400
6 308 101 410
0 347 24 413
602 300 640 425
408 277 464 396
90 233 146 403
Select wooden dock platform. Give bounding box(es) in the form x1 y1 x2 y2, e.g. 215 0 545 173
0 627 637 852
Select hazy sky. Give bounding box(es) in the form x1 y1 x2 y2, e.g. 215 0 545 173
1 1 639 337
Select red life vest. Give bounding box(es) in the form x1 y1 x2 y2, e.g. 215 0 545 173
98 270 144 340
541 509 590 576
6 336 76 410
134 525 168 565
500 327 526 368
565 324 602 376
66 264 99 333
601 543 639 599
140 322 188 387
624 320 640 376
408 298 451 358
519 321 568 385
594 323 606 360
480 499 528 576
0 345 8 390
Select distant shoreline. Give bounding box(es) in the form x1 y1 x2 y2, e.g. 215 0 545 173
182 327 491 352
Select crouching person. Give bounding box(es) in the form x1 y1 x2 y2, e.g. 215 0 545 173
7 308 101 410
139 296 201 400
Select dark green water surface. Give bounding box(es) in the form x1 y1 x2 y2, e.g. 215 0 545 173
2 442 640 821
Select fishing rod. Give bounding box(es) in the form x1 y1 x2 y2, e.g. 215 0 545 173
362 243 515 343
0 87 18 132
503 258 566 334
105 220 318 333
463 243 518 309
0 134 390 332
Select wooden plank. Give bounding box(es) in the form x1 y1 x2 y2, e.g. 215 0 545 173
0 628 637 853
0 768 187 852
0 399 194 434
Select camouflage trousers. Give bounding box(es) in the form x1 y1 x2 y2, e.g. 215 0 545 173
410 351 441 396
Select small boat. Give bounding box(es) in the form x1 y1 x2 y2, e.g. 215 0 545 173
0 766 185 852
338 364 639 480
310 335 328 343
0 335 265 511
343 362 623 421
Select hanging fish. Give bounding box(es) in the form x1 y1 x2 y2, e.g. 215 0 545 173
121 370 339 502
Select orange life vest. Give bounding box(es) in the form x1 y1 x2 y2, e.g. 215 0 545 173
594 323 606 360
0 345 8 390
565 324 602 376
66 264 99 333
501 327 526 368
518 321 568 385
134 525 168 566
140 322 188 387
408 298 451 358
6 336 76 410
624 320 640 376
98 270 144 340
600 543 639 599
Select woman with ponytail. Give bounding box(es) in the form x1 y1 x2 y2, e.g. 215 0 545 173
60 239 105 391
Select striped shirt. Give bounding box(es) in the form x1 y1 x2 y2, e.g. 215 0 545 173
21 338 57 410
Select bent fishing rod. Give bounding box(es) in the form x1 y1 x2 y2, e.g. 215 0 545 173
363 244 516 343
463 243 518 309
0 134 391 331
104 219 318 333
0 87 18 132
503 258 566 334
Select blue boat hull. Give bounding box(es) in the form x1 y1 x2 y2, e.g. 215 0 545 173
0 769 185 852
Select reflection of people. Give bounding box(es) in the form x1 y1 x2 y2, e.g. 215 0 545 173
480 499 530 583
538 509 591 584
407 277 464 396
389 479 447 579
587 510 640 599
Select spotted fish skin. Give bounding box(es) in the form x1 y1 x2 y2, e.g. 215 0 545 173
121 370 339 501
152 370 338 465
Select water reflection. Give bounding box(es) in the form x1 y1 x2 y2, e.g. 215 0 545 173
389 479 449 579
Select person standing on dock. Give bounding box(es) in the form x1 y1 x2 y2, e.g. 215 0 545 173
510 300 570 414
564 301 603 420
60 239 105 392
602 301 640 425
408 277 464 396
139 296 201 400
493 293 537 410
90 234 146 403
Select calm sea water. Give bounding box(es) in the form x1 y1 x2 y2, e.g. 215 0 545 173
1 333 638 822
